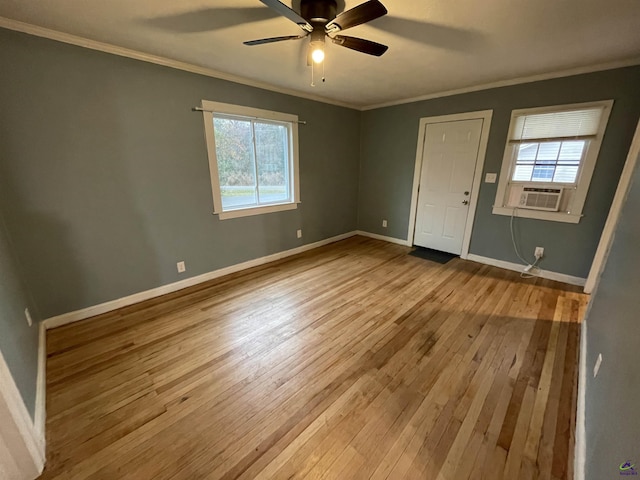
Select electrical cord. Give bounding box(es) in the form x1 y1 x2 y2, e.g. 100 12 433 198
510 207 542 278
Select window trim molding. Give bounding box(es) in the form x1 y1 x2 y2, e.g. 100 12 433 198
492 99 614 223
200 100 301 220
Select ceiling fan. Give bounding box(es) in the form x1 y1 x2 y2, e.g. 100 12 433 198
243 0 389 65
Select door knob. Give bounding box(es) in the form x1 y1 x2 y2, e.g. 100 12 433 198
462 200 469 205
464 191 470 196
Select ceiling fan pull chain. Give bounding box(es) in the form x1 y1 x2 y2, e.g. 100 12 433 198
311 61 315 87
322 58 326 83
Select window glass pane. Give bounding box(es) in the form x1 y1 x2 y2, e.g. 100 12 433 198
512 164 533 182
553 165 579 183
532 165 555 182
516 143 538 163
213 117 257 210
254 122 290 204
558 141 585 162
536 142 561 164
511 139 584 184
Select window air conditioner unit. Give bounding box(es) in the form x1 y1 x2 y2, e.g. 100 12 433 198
507 186 563 212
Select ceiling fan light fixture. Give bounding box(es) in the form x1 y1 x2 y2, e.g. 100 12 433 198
311 43 325 63
309 27 326 64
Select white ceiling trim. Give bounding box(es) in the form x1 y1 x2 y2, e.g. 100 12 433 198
362 57 640 111
0 16 356 110
1 16 639 112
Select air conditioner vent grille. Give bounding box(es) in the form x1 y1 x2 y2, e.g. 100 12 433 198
507 186 563 211
524 192 561 210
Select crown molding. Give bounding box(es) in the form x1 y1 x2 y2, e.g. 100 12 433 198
0 17 358 110
361 58 640 110
1 16 639 112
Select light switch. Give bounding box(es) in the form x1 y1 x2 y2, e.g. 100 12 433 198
485 173 497 183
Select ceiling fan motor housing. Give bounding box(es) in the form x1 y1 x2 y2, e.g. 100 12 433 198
300 0 337 23
244 0 388 58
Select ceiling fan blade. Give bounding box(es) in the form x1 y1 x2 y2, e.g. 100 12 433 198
244 35 308 46
326 0 387 32
259 0 312 31
332 35 388 56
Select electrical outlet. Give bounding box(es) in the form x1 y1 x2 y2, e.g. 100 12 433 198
594 353 603 378
382 220 388 228
177 261 186 273
24 307 33 327
535 247 544 259
296 229 302 239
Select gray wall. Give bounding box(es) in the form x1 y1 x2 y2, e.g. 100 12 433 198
359 67 640 278
0 210 40 419
584 154 640 479
0 28 360 319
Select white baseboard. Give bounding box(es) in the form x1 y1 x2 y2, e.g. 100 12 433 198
43 231 358 330
355 230 412 246
0 350 45 476
574 320 587 480
465 253 586 287
34 322 46 440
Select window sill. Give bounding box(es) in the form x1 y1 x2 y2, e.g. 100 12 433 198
216 202 298 220
492 206 582 224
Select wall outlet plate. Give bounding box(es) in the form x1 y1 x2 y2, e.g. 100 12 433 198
177 261 186 273
24 307 33 327
535 246 544 258
485 173 497 183
382 220 388 228
296 229 302 238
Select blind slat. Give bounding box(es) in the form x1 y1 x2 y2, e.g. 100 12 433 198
508 134 596 145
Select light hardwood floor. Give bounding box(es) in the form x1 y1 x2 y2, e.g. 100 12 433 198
40 236 586 480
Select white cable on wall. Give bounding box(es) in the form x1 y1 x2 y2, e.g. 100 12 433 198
510 207 542 278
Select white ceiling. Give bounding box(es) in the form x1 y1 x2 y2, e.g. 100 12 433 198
1 0 639 108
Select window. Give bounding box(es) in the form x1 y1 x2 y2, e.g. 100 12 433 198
512 141 585 184
201 100 300 220
492 100 613 223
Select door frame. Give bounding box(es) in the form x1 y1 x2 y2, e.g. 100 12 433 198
0 349 45 479
407 110 493 259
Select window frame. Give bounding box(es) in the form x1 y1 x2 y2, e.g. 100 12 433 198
201 100 301 220
492 100 613 223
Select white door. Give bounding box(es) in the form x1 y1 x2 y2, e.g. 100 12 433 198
413 118 484 254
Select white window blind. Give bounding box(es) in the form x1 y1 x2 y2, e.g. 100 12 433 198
510 107 604 142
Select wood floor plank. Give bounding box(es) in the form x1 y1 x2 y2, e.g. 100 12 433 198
522 297 565 465
39 236 587 480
